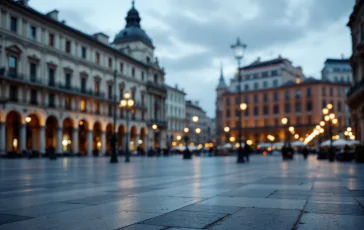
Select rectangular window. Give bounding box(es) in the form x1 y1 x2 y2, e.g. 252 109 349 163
271 70 278 76
307 115 312 124
95 103 100 114
30 26 36 40
141 71 145 81
29 63 37 82
273 92 278 101
10 17 17 33
263 106 268 115
235 96 240 105
65 96 72 110
235 109 240 117
226 110 230 118
226 98 230 106
296 117 301 125
48 69 55 86
95 52 100 64
48 33 54 47
338 88 341 97
108 57 112 68
132 68 135 77
295 90 301 99
254 106 259 116
322 100 326 109
285 90 290 100
80 100 86 112
263 94 268 102
65 73 71 89
30 89 37 105
120 62 124 73
274 105 279 114
9 56 17 73
254 82 258 90
244 107 249 116
329 87 333 96
338 102 342 112
65 40 71 53
254 95 258 103
9 86 18 102
95 81 100 95
306 88 312 97
295 102 301 113
285 103 290 113
322 87 326 96
81 47 87 59
108 85 112 99
244 95 249 103
262 72 268 78
48 94 55 108
81 78 87 93
307 102 312 112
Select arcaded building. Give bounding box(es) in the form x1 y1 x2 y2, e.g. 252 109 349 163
0 0 168 155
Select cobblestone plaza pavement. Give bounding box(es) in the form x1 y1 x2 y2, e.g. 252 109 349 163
1 155 364 229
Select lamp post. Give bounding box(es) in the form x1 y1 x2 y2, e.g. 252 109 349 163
231 37 247 163
119 92 134 162
224 126 230 144
192 116 198 145
110 70 118 163
195 127 201 150
281 117 288 145
322 104 337 162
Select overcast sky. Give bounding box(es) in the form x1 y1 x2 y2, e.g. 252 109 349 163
30 0 355 117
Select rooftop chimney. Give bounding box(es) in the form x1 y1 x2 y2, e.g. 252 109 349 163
93 33 109 45
46 10 59 21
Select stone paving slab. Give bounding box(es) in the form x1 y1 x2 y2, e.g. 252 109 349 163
305 203 364 215
218 188 275 198
0 214 33 225
210 207 301 230
297 213 364 230
179 204 241 214
308 196 357 204
119 224 164 230
141 210 227 229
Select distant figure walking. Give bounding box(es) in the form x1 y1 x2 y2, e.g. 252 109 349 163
302 147 309 160
244 141 251 162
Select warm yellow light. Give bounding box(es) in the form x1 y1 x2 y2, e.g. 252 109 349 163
124 92 131 99
316 125 321 130
246 140 253 145
127 99 134 107
299 138 304 141
320 121 325 127
327 104 333 110
324 115 329 121
195 128 201 134
120 100 127 107
344 131 349 136
177 136 181 140
329 113 335 120
198 144 203 149
224 127 230 132
79 121 83 125
192 116 199 123
322 108 329 115
13 138 18 148
320 128 324 133
235 143 240 148
281 118 288 125
240 103 247 111
347 127 352 132
350 135 355 140
332 119 338 124
294 134 299 139
172 142 177 146
62 140 68 146
229 137 235 142
25 117 31 123
289 126 294 132
97 141 101 148
184 127 189 133
152 124 158 130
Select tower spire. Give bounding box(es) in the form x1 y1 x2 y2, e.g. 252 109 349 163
132 0 135 7
217 62 228 89
220 62 224 80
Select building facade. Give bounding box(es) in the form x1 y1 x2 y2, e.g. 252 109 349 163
228 56 305 93
321 58 352 83
0 0 167 155
221 79 350 146
185 100 211 147
347 0 364 145
166 84 186 148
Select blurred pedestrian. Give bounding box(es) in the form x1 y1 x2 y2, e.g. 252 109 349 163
302 147 308 160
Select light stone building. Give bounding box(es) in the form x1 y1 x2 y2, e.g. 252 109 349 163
347 0 364 144
0 0 168 155
166 84 186 148
321 58 352 83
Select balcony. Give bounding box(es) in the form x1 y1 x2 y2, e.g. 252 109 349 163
147 81 167 93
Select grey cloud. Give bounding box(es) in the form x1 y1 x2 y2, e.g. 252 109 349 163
58 8 99 34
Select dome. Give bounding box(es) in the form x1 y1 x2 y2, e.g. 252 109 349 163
113 1 153 47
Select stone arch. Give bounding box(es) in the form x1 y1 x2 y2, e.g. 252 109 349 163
130 126 137 151
118 124 126 150
5 111 22 153
93 121 102 155
25 113 41 152
62 117 74 153
105 123 113 154
78 119 89 155
45 115 58 150
140 127 147 150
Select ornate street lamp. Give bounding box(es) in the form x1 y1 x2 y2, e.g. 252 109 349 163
281 117 289 145
231 37 247 164
110 70 119 163
322 104 337 162
224 126 230 144
183 127 191 159
119 92 134 162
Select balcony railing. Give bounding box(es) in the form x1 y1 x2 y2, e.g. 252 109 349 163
149 119 168 128
147 81 167 92
0 67 106 99
347 77 364 98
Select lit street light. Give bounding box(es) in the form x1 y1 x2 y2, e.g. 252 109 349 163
119 92 134 163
